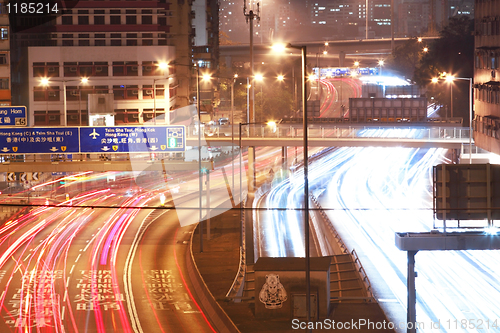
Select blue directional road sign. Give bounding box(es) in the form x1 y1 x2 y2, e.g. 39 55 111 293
0 106 27 126
80 126 185 153
0 127 79 154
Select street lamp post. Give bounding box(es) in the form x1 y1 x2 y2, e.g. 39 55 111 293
244 0 260 123
378 60 384 76
445 75 455 118
316 50 327 103
432 75 473 163
272 42 311 323
153 62 170 125
255 74 263 121
231 73 238 196
196 64 204 253
40 77 88 126
239 122 243 248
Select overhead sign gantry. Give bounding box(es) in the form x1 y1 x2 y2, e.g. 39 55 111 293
0 125 185 154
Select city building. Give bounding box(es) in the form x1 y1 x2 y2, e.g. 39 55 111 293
219 0 304 44
219 0 248 44
0 1 10 106
28 46 176 127
9 0 219 126
473 0 500 155
192 0 220 110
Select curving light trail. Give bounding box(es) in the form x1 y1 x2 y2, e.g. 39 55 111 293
257 127 500 332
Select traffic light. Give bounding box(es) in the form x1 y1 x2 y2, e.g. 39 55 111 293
167 137 177 148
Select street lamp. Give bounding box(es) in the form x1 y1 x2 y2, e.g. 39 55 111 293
445 75 455 118
153 62 171 125
316 50 327 102
432 75 473 164
231 73 238 197
378 60 384 76
40 76 89 126
195 65 212 252
255 74 264 121
271 41 311 323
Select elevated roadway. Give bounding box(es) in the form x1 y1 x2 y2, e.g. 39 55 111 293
221 37 438 65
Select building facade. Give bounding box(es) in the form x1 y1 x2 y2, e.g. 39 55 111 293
473 0 500 155
9 0 220 126
0 1 10 106
28 46 176 127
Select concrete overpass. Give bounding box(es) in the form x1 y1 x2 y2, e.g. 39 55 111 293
221 37 438 66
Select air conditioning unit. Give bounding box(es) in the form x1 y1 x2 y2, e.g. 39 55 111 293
95 66 103 72
69 67 77 72
132 90 139 95
70 91 79 96
49 115 58 120
145 89 153 95
70 115 78 120
131 66 138 71
48 92 57 97
48 67 56 72
132 114 139 119
145 66 152 71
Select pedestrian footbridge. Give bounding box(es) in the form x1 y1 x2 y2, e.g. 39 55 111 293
191 125 472 149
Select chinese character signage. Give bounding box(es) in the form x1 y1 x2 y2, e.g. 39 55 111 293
0 128 79 154
80 126 185 153
0 106 27 126
0 125 186 154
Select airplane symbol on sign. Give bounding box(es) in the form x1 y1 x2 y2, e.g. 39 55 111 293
89 129 100 139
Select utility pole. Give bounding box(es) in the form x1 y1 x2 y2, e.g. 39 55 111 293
244 0 260 191
244 0 260 123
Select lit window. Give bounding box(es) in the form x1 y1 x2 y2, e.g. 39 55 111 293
0 28 7 40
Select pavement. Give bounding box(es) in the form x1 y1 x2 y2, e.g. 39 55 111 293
192 205 397 333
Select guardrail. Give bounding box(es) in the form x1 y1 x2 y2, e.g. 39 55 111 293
310 194 375 302
188 226 241 333
310 195 349 255
350 248 375 302
225 197 247 302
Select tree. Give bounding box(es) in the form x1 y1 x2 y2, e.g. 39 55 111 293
219 31 240 46
413 16 475 122
255 85 293 122
387 37 427 81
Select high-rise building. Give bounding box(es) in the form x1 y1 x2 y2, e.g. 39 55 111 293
219 0 247 44
399 1 431 36
192 0 220 110
0 1 10 106
473 0 500 155
9 0 218 126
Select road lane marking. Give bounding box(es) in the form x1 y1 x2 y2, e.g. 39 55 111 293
70 265 75 274
66 277 70 287
124 209 169 333
75 254 81 262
